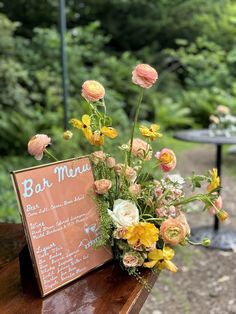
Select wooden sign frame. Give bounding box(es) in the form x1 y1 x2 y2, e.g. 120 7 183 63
11 157 112 297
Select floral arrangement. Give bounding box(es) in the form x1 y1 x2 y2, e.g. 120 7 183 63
209 105 236 137
28 64 228 286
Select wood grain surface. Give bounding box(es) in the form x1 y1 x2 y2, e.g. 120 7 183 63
0 223 158 314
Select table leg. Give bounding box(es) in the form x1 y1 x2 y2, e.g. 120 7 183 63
214 145 222 231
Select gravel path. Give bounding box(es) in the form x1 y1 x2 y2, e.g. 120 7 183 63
141 145 236 314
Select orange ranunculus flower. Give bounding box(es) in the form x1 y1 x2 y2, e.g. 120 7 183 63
129 138 153 160
160 216 188 246
123 222 159 248
155 148 176 172
28 134 51 160
70 114 92 141
82 80 105 102
132 64 158 89
139 124 162 141
143 246 177 272
207 168 220 192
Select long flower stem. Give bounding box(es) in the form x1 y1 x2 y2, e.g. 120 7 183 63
128 88 144 165
44 149 58 161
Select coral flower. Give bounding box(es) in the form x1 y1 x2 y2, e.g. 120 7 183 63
139 124 162 141
155 148 176 172
28 134 51 160
94 179 112 194
124 222 159 248
129 138 153 160
106 156 116 168
208 195 222 215
90 151 106 164
82 80 105 102
143 247 177 272
132 64 158 89
70 115 92 141
207 168 220 193
160 217 187 245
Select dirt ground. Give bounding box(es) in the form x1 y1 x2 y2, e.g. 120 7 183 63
141 145 236 314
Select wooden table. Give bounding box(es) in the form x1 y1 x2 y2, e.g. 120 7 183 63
0 223 158 313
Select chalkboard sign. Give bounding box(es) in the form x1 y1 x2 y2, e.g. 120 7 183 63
11 157 112 297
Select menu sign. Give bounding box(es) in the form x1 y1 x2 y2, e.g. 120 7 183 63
11 157 112 297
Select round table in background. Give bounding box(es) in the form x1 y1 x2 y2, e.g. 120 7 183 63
174 129 236 250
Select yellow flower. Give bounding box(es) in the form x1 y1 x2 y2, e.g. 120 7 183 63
207 168 220 192
101 126 118 139
90 131 104 146
70 115 92 141
139 124 162 141
216 209 228 222
123 222 159 248
143 247 177 272
90 127 118 147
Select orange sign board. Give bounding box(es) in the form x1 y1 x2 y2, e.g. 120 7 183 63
11 157 112 296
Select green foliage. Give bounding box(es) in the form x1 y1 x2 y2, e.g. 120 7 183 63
1 1 236 222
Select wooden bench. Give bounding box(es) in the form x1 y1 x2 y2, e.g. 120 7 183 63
0 223 158 313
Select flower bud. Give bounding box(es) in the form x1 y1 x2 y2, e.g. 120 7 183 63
216 209 228 222
63 130 73 140
202 238 211 246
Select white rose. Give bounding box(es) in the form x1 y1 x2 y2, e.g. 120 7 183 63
107 199 139 227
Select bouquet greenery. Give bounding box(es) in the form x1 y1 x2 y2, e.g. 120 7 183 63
28 64 228 285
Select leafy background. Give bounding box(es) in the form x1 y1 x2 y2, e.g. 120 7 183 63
0 0 236 221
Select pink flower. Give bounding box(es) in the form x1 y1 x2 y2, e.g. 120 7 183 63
90 151 106 164
155 148 176 172
129 138 153 160
132 64 158 89
82 80 105 102
94 179 112 194
155 207 168 218
28 134 51 160
208 195 222 215
129 184 141 196
106 156 116 168
125 166 137 182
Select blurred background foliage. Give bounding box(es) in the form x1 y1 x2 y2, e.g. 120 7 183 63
0 0 236 221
